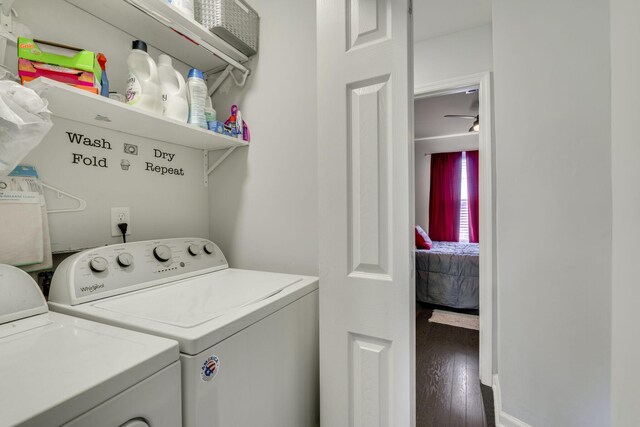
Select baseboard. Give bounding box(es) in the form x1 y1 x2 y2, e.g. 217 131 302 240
492 374 532 427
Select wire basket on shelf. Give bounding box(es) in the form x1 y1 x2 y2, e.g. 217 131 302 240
194 0 259 57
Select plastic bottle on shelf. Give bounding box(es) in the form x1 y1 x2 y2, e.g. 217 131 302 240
205 96 217 129
235 109 243 140
186 68 207 129
157 54 188 122
125 40 162 114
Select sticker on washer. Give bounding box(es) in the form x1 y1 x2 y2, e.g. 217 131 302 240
201 355 220 382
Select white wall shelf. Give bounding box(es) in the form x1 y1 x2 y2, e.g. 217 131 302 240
27 78 248 186
65 0 249 74
28 78 248 151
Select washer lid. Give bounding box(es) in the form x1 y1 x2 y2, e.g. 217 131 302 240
92 269 302 328
0 264 47 325
0 311 178 427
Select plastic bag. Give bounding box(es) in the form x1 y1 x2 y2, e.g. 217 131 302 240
0 81 53 177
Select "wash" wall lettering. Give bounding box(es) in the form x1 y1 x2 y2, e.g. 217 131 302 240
66 131 113 150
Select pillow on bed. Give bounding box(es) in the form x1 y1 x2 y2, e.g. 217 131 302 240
415 225 432 250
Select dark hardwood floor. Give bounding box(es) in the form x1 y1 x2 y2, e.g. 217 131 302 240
416 304 494 427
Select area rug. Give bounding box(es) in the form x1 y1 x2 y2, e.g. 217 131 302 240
428 309 479 330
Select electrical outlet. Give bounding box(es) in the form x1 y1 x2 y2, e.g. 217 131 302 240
111 207 131 237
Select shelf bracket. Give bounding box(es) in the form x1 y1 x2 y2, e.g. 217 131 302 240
203 150 209 187
0 0 17 68
205 146 237 184
230 67 250 87
208 65 233 97
208 65 250 97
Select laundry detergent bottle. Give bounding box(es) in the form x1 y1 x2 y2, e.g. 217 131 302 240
125 40 162 114
186 68 207 129
157 54 188 122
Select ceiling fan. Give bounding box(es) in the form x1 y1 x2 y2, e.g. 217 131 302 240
444 114 480 132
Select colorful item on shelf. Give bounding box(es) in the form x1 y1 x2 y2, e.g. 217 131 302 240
242 119 250 142
97 53 109 97
224 104 249 141
224 105 242 136
208 120 225 134
17 38 102 92
222 122 235 136
19 74 99 94
235 109 243 140
18 58 95 87
224 104 237 128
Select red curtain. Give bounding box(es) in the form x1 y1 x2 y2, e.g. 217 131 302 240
466 150 480 243
428 152 462 242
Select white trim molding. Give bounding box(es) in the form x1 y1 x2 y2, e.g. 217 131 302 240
414 131 478 142
493 375 532 427
414 71 494 386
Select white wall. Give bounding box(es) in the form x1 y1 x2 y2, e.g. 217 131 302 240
611 0 640 424
22 120 208 252
493 1 611 425
11 0 206 252
208 0 317 275
415 153 431 232
414 24 493 90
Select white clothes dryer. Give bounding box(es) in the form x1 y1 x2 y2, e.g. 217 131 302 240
0 264 181 427
48 238 319 427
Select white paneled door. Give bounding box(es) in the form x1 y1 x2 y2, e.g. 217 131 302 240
318 0 414 426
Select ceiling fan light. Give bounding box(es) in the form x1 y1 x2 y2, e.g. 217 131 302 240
469 118 480 132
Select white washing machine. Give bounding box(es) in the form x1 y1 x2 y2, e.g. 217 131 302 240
48 238 319 427
0 264 182 427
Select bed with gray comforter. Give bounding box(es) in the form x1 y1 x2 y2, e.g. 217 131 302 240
416 241 480 309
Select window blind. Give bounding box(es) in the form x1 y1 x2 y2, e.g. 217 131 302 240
459 152 469 243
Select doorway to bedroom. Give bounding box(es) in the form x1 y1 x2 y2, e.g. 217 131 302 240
413 73 494 426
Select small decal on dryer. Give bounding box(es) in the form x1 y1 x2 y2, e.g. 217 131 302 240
201 354 220 382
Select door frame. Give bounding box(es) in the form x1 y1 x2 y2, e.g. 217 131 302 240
414 72 494 386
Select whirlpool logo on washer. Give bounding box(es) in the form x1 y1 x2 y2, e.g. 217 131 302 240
201 355 220 382
80 283 104 293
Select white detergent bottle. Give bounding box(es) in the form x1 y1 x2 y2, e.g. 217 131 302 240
126 40 162 114
158 54 188 122
186 68 207 129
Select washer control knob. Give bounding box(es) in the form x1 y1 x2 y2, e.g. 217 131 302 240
188 244 202 256
203 243 215 255
89 257 108 273
153 245 172 262
117 252 134 267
